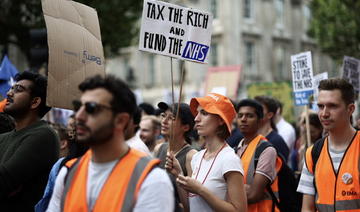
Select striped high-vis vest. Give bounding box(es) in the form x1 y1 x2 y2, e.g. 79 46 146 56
61 149 160 212
305 132 360 212
240 135 282 212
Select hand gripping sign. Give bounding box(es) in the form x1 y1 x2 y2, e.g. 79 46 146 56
139 0 213 64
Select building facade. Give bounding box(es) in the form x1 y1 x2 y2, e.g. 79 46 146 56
107 0 337 105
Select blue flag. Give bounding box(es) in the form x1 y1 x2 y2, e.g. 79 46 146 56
0 55 18 98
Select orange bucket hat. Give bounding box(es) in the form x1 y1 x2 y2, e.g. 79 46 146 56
190 93 236 134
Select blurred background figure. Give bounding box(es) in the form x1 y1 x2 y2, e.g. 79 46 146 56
291 111 323 173
274 99 296 157
355 113 360 130
51 124 69 158
255 95 289 162
226 100 244 148
139 115 161 154
139 102 155 116
125 107 151 155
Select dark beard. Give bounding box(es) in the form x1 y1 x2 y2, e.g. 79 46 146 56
77 119 115 146
4 101 31 121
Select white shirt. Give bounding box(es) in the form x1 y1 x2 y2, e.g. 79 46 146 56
126 131 151 155
276 117 296 151
189 146 244 212
46 159 174 212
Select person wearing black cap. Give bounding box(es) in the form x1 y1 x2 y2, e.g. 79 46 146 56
155 102 198 211
155 102 197 177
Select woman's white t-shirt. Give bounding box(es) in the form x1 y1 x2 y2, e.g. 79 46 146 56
189 145 244 212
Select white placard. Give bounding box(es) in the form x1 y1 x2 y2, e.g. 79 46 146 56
313 72 328 102
342 56 360 92
139 0 213 63
291 51 314 106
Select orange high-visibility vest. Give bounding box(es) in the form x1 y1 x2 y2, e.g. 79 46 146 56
305 132 360 212
61 149 160 212
0 99 6 112
240 135 282 212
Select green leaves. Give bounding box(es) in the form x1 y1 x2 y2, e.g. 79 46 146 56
0 0 143 59
309 0 360 61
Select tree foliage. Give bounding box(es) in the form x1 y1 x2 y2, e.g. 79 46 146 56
0 0 143 59
309 0 360 61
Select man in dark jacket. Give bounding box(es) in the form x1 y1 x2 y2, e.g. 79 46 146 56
0 71 59 211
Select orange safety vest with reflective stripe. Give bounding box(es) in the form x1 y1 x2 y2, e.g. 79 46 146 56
305 132 360 212
240 135 282 212
61 149 160 212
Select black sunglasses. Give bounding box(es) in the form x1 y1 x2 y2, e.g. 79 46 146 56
72 100 113 114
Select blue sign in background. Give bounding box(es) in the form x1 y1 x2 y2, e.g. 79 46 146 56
294 90 314 106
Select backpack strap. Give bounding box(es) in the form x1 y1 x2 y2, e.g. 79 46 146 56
254 141 280 212
60 156 82 212
310 137 326 174
254 141 273 167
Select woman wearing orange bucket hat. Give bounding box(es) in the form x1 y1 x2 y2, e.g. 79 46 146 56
166 93 247 212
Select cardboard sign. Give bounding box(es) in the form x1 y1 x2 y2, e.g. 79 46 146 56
291 51 314 106
204 65 241 99
313 72 328 102
247 82 294 122
42 0 105 109
139 0 213 63
342 56 360 92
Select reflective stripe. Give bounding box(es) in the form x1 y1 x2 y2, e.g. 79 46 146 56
121 156 154 212
316 203 333 212
336 199 360 210
316 199 360 211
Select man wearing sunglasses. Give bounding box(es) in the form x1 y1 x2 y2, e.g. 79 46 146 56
0 71 59 211
47 75 174 212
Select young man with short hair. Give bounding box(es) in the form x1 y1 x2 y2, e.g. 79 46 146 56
298 78 360 212
47 75 174 212
0 71 59 211
236 99 282 212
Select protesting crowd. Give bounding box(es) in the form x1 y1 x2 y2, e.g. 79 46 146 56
0 0 359 211
0 70 359 212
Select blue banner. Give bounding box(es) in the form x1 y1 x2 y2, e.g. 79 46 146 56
294 90 313 106
0 55 19 98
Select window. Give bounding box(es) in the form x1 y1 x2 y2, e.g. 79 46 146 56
210 0 218 19
244 41 257 76
243 0 252 19
303 4 311 31
275 46 286 79
275 0 285 27
210 43 218 66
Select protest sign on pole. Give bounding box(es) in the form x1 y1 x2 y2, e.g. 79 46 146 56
139 0 213 63
291 51 314 106
42 0 105 109
313 72 328 103
204 65 242 100
291 51 314 148
342 56 360 93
